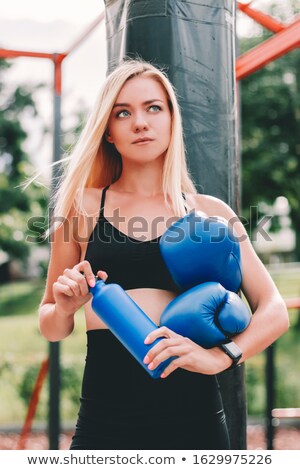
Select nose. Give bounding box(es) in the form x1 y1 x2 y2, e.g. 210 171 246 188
132 112 149 132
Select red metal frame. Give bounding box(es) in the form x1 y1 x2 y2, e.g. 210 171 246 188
16 359 49 450
0 12 104 96
236 2 300 80
1 7 299 85
238 1 286 33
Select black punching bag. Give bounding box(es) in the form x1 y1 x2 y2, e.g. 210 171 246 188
104 0 246 449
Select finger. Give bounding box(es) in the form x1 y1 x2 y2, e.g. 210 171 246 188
53 282 74 297
58 275 80 296
97 270 108 281
63 269 89 297
75 261 96 287
143 337 178 365
147 343 187 371
73 271 91 297
144 326 176 345
160 358 182 379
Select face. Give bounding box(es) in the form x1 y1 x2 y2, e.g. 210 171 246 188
106 76 172 163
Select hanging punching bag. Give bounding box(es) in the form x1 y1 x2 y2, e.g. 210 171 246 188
103 0 246 449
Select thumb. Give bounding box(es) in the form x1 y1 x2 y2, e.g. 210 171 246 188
97 270 108 282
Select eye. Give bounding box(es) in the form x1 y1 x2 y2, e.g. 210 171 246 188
116 109 130 118
148 105 162 112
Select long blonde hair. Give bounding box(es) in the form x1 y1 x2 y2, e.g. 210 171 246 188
50 59 197 233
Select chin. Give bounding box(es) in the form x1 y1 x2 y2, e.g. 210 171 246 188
123 149 167 163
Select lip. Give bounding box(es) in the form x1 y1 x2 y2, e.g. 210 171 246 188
132 138 154 144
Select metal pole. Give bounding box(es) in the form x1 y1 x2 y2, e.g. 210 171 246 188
48 54 62 450
48 342 60 449
266 344 275 450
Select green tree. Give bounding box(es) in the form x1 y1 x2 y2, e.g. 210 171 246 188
240 27 300 258
0 59 48 276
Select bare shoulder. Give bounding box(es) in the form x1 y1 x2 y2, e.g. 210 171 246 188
69 187 106 244
187 193 247 239
187 193 235 218
81 187 104 217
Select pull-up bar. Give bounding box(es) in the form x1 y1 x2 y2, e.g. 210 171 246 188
0 12 105 94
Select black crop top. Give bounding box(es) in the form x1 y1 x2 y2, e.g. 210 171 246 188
84 185 188 291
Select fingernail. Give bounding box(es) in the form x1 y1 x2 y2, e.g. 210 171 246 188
148 362 154 370
89 278 95 287
143 355 150 364
144 336 150 344
160 373 166 379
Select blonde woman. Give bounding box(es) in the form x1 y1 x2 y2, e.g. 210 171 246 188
39 59 289 450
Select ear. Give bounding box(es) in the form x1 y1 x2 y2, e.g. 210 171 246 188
105 129 114 144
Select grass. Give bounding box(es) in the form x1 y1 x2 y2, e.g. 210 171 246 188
0 280 45 317
0 279 87 426
243 263 300 415
0 266 299 427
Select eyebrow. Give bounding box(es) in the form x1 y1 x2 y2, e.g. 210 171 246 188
113 99 164 108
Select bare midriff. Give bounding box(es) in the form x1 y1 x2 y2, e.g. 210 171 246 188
84 287 178 330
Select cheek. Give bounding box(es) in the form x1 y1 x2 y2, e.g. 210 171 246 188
154 111 171 130
163 112 172 132
107 122 125 143
162 115 172 140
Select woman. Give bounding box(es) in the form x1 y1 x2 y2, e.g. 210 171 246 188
39 59 289 450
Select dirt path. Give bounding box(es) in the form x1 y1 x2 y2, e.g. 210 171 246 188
0 426 299 450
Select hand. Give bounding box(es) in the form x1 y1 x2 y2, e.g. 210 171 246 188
143 326 232 378
53 260 108 317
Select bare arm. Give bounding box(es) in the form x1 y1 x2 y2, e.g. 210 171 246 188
144 198 289 377
39 214 106 342
211 198 289 364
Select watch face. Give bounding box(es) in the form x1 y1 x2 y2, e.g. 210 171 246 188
224 342 242 356
222 341 242 360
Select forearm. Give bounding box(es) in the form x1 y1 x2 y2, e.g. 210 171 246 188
206 295 289 373
228 296 289 364
39 303 75 342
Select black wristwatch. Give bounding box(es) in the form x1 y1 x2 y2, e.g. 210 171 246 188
219 340 242 370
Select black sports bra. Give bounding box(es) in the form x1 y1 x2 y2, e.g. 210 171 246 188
84 185 188 291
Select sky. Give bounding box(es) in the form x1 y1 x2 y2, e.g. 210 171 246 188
1 0 103 24
0 0 293 173
0 0 107 106
0 1 107 172
1 0 277 103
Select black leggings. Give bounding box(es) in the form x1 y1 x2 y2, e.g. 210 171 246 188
70 330 230 450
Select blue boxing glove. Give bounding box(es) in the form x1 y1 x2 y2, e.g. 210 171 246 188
160 211 242 293
160 282 251 349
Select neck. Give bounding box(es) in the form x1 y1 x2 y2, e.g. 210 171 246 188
112 159 164 197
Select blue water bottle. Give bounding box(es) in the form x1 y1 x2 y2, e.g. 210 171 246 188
89 279 175 379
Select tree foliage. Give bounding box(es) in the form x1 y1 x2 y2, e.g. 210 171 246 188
240 24 300 258
0 59 48 265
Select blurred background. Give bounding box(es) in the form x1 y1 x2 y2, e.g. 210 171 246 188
0 0 299 450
